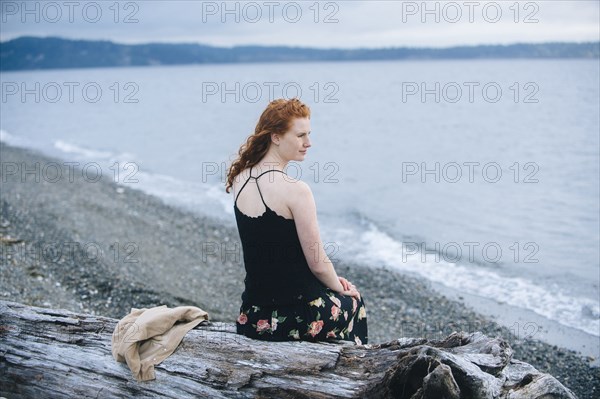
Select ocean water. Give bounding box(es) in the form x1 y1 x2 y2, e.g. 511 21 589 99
1 59 598 353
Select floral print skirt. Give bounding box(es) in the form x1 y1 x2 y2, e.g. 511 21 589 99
236 288 368 345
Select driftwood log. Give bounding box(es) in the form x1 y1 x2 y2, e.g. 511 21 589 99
0 300 577 398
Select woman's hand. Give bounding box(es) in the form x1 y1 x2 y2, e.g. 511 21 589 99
339 277 351 291
339 277 361 300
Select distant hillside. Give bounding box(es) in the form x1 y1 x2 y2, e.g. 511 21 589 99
1 36 598 71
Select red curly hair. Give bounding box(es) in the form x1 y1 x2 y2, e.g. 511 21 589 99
225 98 311 193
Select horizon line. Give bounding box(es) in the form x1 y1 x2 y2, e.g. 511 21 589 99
2 35 599 51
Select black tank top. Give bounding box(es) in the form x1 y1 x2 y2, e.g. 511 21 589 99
234 166 326 306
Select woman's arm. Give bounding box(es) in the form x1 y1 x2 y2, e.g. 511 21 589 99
288 181 360 298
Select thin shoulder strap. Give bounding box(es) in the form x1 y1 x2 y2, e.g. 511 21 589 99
234 167 287 208
255 169 286 179
234 166 254 204
254 169 286 208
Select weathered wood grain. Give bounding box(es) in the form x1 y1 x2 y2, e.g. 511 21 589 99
0 300 577 398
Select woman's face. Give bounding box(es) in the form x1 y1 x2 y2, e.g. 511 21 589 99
276 117 311 161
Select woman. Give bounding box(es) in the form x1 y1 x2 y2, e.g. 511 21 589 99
225 98 368 344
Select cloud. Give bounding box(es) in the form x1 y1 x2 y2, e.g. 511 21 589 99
1 0 598 48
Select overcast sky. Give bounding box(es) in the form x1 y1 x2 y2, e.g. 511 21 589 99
1 0 598 48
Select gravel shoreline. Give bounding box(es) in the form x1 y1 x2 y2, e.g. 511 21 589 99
1 143 598 397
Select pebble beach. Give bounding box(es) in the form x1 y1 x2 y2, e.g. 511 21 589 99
1 143 598 398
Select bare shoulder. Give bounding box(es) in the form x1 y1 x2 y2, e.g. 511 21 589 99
286 178 315 210
284 175 311 194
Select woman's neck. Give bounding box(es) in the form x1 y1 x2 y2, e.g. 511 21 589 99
255 154 288 173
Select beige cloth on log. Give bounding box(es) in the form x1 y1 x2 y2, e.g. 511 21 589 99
111 305 209 381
